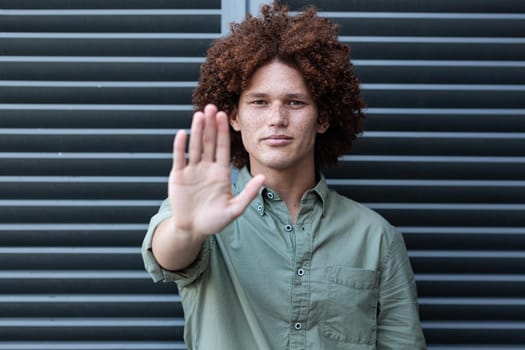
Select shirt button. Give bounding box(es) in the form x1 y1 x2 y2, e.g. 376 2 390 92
266 191 275 199
256 204 263 212
297 268 305 276
294 322 302 330
284 224 293 232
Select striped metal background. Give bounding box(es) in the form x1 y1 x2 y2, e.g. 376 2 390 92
1 0 524 348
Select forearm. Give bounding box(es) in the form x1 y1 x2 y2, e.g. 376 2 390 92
151 217 206 272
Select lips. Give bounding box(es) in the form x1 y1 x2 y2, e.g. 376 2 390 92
262 134 293 146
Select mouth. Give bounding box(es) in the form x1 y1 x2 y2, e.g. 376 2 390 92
263 134 292 140
261 135 293 146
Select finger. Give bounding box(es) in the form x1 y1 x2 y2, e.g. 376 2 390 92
228 174 266 218
188 111 204 164
202 104 218 162
172 129 187 171
216 111 231 166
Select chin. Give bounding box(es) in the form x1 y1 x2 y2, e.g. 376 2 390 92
263 158 301 171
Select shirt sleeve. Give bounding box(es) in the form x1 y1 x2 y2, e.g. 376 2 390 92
141 199 211 288
376 229 427 349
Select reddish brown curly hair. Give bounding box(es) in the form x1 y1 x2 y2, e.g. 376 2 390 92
192 1 365 169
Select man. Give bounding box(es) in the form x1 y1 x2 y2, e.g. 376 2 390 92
142 2 426 349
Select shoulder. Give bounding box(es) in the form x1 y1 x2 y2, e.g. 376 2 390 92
328 189 392 226
325 188 401 243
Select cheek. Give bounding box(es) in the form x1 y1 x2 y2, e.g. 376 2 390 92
238 117 263 135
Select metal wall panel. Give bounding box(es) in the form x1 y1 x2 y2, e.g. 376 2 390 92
0 1 219 349
1 0 524 349
285 0 525 348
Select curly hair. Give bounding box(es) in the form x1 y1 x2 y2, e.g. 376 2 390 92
192 1 365 169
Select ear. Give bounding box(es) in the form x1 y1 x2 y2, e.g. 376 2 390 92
317 119 329 134
229 108 241 131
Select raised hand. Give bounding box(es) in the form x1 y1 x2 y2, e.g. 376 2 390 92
169 104 264 238
152 105 264 271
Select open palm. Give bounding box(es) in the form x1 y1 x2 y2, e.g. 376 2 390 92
168 104 264 238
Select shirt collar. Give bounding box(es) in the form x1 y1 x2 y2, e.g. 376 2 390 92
233 166 328 216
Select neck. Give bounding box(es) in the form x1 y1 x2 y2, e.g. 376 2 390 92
250 165 317 223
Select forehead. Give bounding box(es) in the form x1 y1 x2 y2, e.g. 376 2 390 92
243 60 310 95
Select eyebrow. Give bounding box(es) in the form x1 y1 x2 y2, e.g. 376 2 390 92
244 92 311 99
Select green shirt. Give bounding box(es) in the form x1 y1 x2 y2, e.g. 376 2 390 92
142 167 426 349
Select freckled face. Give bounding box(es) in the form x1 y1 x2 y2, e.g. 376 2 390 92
230 60 328 174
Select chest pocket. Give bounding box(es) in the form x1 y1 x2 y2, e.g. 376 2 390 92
323 266 378 345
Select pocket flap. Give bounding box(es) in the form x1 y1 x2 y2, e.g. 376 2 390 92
327 266 378 289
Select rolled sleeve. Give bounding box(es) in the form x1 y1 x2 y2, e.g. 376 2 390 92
376 229 427 349
141 199 212 287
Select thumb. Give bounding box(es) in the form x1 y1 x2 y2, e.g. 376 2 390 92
228 174 266 218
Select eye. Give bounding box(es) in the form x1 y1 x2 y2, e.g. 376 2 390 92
288 100 305 107
251 100 267 105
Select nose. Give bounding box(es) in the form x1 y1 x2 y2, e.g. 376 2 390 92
268 103 288 127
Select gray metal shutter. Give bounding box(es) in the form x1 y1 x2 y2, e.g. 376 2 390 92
1 0 524 349
0 0 219 349
284 0 525 349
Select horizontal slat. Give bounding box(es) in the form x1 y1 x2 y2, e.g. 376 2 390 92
0 12 220 33
0 318 185 341
0 37 216 56
354 60 525 84
333 15 525 37
0 0 220 9
423 321 525 344
0 176 166 199
420 297 525 321
0 105 194 129
0 83 194 104
409 251 525 274
0 295 181 317
361 84 525 108
0 199 160 223
0 247 143 270
284 0 525 13
0 129 175 153
0 59 202 81
401 227 525 251
0 342 186 350
328 156 525 180
332 179 525 203
3 154 525 179
0 153 172 176
416 274 525 297
369 203 525 227
364 108 525 132
0 271 176 294
353 132 525 156
0 223 147 246
347 40 525 60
